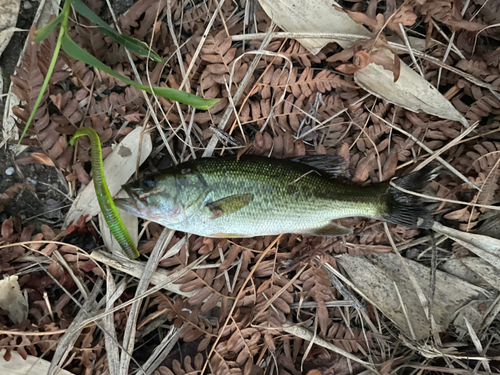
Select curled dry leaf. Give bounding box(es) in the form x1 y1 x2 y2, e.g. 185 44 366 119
0 276 28 324
421 0 484 32
16 152 55 167
0 183 26 206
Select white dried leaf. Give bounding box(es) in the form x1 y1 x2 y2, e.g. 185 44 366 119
0 275 28 324
337 253 490 340
258 0 469 126
0 349 74 375
0 0 21 57
354 50 469 127
433 222 500 271
259 0 371 53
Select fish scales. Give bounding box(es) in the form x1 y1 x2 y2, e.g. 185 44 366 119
116 155 434 237
192 157 381 236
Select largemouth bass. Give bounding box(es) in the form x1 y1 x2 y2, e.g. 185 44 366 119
115 155 434 237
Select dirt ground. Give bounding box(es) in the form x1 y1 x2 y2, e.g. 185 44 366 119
1 0 499 374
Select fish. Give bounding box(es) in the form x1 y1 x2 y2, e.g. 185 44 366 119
114 154 434 238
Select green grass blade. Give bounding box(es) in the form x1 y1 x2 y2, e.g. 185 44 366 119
62 34 143 87
151 87 219 111
61 35 219 110
34 12 64 43
71 0 164 63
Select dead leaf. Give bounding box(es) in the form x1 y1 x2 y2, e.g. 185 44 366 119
99 190 139 256
352 153 375 183
259 0 469 126
433 222 500 271
0 276 28 324
17 152 56 167
0 349 74 375
337 253 490 340
0 0 21 57
0 183 25 205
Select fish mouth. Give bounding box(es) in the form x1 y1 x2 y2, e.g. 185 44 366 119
114 185 146 216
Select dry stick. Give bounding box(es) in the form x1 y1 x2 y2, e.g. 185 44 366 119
222 77 247 144
398 24 424 78
252 264 307 323
118 229 174 374
178 0 226 92
166 0 196 160
232 31 450 54
228 39 289 136
92 250 197 297
414 121 479 171
390 181 500 212
103 0 178 164
321 262 365 312
203 26 275 157
481 294 500 334
298 93 371 140
464 317 491 373
382 222 434 338
436 0 471 89
369 111 480 191
53 250 89 299
392 281 417 341
48 279 104 375
282 322 379 373
257 51 294 134
322 262 379 334
104 269 128 375
138 324 182 375
430 20 466 59
3 248 209 340
412 49 500 101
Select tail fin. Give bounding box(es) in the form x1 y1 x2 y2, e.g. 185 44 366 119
380 166 438 229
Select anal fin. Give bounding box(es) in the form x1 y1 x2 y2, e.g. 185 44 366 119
306 222 353 237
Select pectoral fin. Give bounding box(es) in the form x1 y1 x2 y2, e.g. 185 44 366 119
206 193 254 219
306 222 353 237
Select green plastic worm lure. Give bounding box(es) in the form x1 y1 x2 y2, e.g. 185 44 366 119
70 127 140 259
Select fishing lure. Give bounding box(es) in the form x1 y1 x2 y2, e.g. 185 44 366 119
70 127 140 259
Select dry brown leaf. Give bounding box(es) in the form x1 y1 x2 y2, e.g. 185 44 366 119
0 183 26 206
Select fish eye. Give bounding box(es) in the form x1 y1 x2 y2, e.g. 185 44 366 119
142 175 156 189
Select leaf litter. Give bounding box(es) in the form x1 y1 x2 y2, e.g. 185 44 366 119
1 0 500 374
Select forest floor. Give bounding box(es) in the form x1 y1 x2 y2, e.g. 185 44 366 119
1 0 500 374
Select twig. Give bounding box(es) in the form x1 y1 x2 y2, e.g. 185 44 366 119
283 321 379 373
203 23 276 157
137 324 182 375
104 0 178 164
104 268 126 375
322 262 365 312
398 24 424 77
369 111 480 190
390 182 500 211
48 279 103 375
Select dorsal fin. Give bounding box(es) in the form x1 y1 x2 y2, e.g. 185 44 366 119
288 155 350 179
